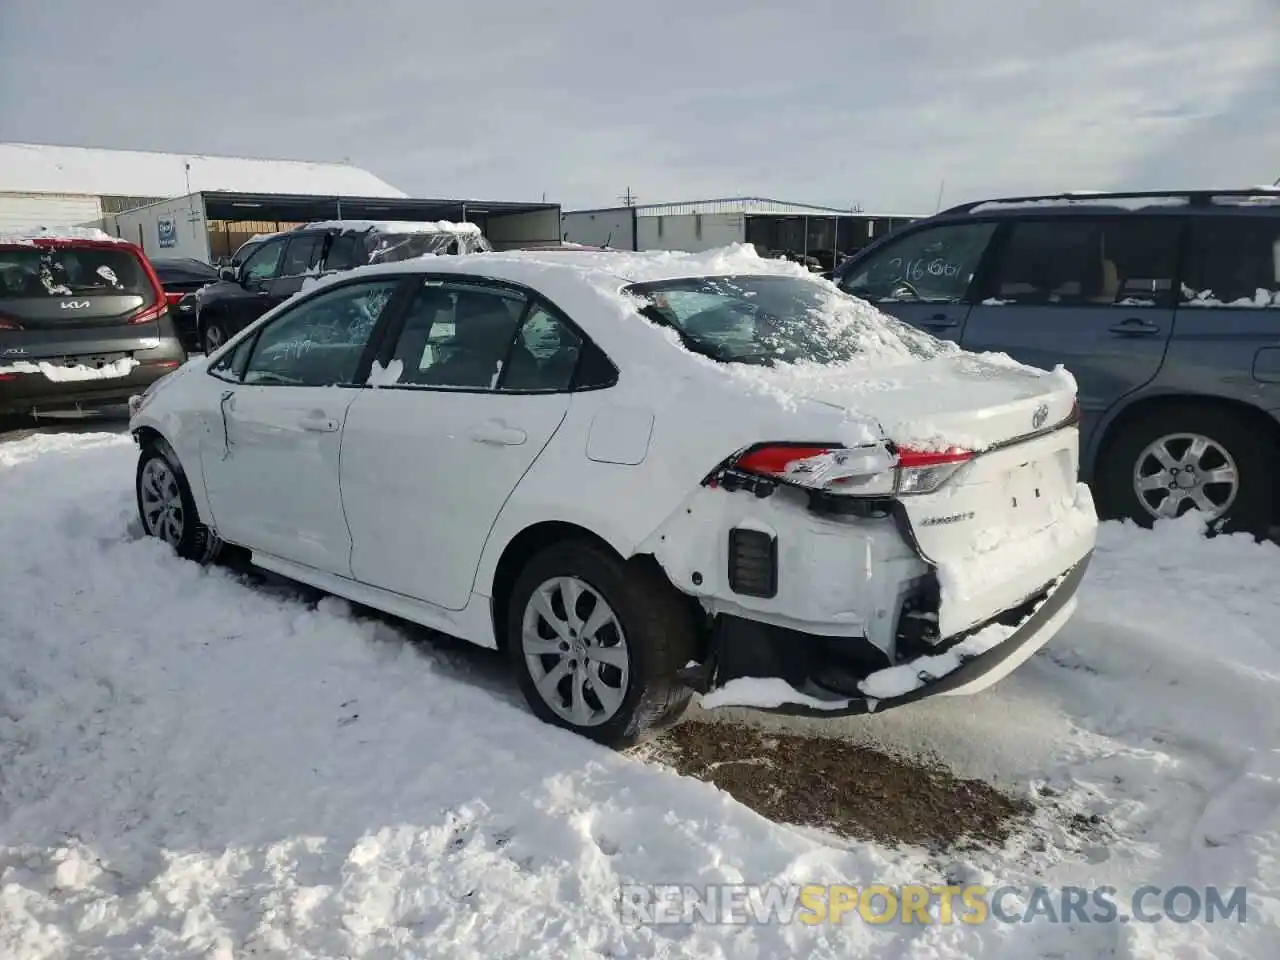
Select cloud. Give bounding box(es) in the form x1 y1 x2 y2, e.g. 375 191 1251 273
1 0 1276 211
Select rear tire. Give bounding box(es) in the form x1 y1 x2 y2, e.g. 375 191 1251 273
1095 403 1274 534
507 541 696 748
136 440 222 563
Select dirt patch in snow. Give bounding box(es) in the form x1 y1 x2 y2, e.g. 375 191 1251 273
655 720 1032 851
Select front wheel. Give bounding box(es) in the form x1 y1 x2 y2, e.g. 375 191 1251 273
201 318 228 355
136 442 221 563
507 542 697 747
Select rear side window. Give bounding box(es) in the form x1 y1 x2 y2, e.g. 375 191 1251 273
983 218 1179 307
0 245 150 300
1181 218 1280 308
839 222 996 303
385 281 527 388
280 235 323 277
323 233 362 272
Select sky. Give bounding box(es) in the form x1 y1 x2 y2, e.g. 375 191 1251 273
1 0 1278 214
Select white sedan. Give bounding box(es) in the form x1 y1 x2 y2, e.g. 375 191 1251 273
128 247 1097 745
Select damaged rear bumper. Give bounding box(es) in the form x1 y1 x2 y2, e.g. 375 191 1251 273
689 551 1091 718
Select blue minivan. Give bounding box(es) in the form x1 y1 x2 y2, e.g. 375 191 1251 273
832 189 1280 533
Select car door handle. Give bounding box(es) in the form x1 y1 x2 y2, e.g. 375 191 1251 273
922 314 960 329
470 420 527 446
1108 317 1161 336
298 415 340 433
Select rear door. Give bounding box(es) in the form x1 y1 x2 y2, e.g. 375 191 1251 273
958 216 1181 445
835 220 998 342
0 241 165 368
340 277 583 610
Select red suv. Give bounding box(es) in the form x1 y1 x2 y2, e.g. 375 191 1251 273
0 233 187 417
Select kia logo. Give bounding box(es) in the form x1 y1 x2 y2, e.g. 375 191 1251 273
60 300 91 310
1032 403 1050 429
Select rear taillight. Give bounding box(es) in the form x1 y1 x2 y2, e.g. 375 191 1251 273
164 291 184 307
711 442 974 498
128 300 167 325
0 313 22 330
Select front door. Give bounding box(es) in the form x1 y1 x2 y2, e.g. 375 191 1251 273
836 220 999 342
958 217 1181 445
224 235 287 336
341 279 584 610
199 276 405 571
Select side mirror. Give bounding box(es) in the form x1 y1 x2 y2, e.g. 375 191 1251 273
219 265 237 282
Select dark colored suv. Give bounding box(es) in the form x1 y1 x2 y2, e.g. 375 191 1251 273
151 257 219 352
195 221 493 353
832 188 1280 533
0 234 187 418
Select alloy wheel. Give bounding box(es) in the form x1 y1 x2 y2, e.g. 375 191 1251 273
1132 432 1239 521
139 458 185 546
203 324 225 353
521 576 630 727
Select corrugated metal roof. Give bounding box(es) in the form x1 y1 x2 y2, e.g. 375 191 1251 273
0 142 407 201
629 197 857 217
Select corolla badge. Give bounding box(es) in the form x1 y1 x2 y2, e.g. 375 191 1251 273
1032 403 1050 429
60 300 91 309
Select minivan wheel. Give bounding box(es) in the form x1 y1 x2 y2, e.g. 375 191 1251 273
136 442 222 563
202 320 227 354
1096 404 1274 533
507 542 696 747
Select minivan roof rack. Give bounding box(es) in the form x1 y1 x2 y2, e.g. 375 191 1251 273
940 187 1280 216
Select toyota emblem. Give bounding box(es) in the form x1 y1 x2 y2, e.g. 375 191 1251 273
1032 403 1050 429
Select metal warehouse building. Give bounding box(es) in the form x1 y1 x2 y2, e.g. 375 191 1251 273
0 142 561 261
561 197 921 270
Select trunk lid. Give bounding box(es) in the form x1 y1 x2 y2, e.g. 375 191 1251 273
0 242 160 332
760 350 1092 638
786 351 1078 453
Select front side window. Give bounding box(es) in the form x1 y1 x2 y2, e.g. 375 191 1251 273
279 235 323 278
386 281 526 388
209 334 254 382
1181 217 1280 308
839 222 996 303
983 218 1179 307
242 279 400 386
626 274 950 366
241 239 285 284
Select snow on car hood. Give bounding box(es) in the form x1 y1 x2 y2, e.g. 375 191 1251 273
728 351 1078 452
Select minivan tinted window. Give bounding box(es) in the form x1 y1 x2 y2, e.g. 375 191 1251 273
1181 217 1280 308
0 245 150 300
984 218 1179 307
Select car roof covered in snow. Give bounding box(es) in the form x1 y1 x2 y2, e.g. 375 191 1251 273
0 225 130 246
299 219 484 236
330 244 808 293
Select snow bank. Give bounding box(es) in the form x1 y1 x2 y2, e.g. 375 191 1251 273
0 434 919 959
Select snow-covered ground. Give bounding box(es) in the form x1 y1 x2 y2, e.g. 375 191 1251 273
1 429 1277 959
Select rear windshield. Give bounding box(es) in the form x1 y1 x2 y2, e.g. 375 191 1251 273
624 274 950 366
0 246 150 300
366 231 494 264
